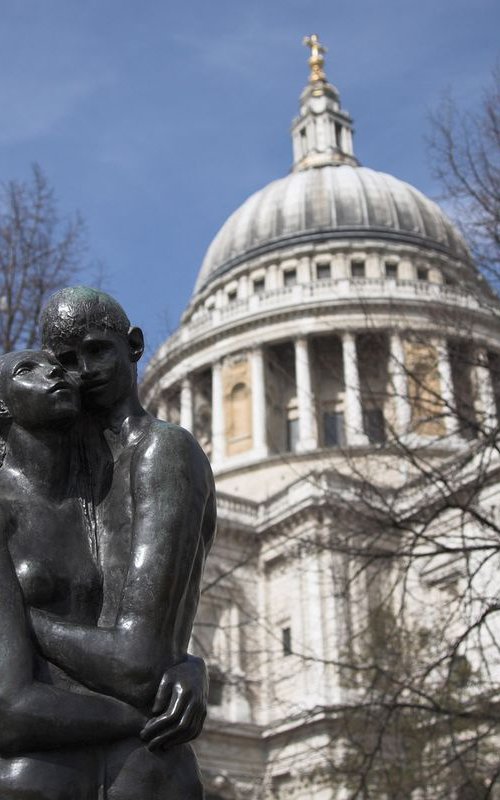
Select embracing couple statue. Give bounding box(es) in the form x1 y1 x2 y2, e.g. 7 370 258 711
0 286 216 798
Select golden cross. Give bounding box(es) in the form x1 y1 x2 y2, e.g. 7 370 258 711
303 34 327 83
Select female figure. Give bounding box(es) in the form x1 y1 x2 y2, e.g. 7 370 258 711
0 349 145 797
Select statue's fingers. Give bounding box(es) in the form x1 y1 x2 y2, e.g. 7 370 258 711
152 673 174 715
146 706 198 751
141 693 192 742
162 683 187 720
140 706 183 741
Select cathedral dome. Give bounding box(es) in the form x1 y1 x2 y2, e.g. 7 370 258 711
194 164 469 294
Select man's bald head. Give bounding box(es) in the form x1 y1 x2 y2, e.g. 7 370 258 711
40 286 131 349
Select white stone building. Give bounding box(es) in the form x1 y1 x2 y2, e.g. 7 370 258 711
142 36 500 799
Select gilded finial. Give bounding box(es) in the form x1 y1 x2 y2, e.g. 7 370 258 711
303 34 327 84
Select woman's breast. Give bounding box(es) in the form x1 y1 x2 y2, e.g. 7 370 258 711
14 558 55 609
8 499 103 621
12 552 102 622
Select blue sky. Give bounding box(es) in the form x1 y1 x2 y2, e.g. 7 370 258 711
0 0 498 358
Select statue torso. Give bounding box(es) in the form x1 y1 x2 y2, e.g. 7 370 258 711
2 473 102 625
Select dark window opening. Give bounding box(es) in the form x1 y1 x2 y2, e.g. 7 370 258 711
316 262 331 280
323 411 345 447
286 417 299 452
449 342 479 441
300 127 307 157
283 269 297 287
335 121 343 149
351 261 365 279
447 653 472 690
253 277 265 294
208 669 224 706
385 262 398 279
227 290 237 304
363 408 386 445
460 417 480 441
488 351 500 418
282 626 292 656
417 266 429 281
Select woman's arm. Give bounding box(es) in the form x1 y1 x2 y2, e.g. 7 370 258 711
0 511 146 754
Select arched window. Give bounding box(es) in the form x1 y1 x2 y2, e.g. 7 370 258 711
228 383 248 438
226 382 252 455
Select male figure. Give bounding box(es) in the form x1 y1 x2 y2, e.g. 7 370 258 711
33 286 216 797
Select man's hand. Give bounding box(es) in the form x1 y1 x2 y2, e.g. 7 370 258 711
140 655 208 750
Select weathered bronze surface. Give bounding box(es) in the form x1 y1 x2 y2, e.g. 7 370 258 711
0 286 215 797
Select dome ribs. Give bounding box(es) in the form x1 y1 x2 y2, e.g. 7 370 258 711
304 169 331 230
350 167 370 228
357 168 396 229
193 166 471 294
231 190 262 262
379 171 421 234
279 170 306 237
252 179 281 246
324 168 337 229
333 165 364 227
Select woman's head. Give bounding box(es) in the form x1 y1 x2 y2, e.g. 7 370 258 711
0 350 80 430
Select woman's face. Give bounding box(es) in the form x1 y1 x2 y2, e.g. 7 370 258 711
0 350 80 429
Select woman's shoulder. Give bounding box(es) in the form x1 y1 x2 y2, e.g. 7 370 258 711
0 467 19 500
0 476 15 537
0 469 32 522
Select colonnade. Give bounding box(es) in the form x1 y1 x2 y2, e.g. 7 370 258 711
160 331 498 467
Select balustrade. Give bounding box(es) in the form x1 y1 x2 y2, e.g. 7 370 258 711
158 279 478 362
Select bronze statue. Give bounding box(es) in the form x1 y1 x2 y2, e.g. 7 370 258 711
0 287 215 797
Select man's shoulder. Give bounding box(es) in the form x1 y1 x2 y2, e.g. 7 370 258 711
137 416 200 451
133 417 213 481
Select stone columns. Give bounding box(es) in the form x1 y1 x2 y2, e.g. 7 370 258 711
342 332 368 446
251 347 268 458
294 337 318 451
211 361 225 465
474 348 498 432
434 338 457 435
180 376 194 432
388 332 412 434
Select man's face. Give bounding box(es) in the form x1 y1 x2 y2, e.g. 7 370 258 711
49 328 135 412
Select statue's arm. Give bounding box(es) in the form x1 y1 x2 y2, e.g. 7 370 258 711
0 511 145 754
31 427 216 710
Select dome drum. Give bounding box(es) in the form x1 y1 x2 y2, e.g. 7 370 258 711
148 327 500 478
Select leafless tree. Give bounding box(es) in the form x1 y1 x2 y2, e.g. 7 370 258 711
0 163 88 353
428 66 500 285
